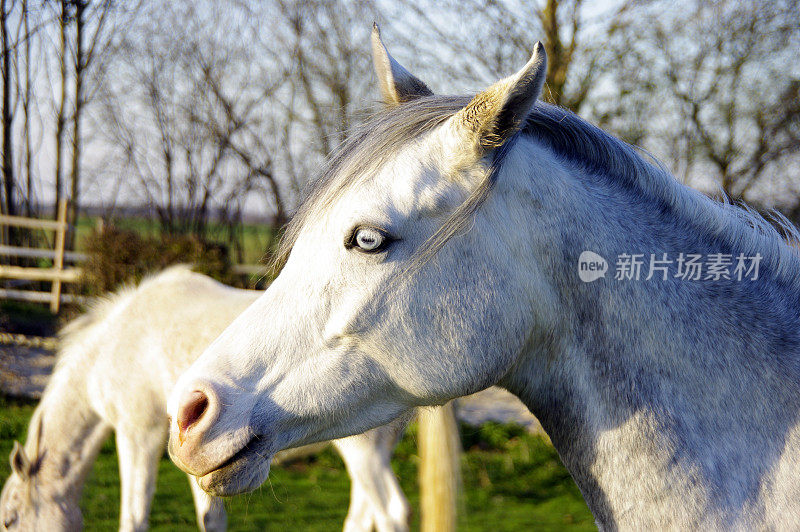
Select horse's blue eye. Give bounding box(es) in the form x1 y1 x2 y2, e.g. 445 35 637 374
356 228 382 250
347 226 392 253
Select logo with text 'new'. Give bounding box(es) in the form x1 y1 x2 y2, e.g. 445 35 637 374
578 251 608 282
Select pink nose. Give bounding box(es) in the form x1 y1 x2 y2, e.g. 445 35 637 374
177 390 210 439
169 383 228 475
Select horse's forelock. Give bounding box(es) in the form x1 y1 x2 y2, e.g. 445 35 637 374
271 96 469 272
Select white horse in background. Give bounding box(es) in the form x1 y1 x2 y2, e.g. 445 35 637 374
0 266 410 532
166 25 800 530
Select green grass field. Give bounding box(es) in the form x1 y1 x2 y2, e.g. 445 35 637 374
0 396 595 531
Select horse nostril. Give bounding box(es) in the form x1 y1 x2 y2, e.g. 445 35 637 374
177 390 210 435
4 511 18 528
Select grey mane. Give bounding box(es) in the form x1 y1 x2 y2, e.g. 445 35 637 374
274 95 800 291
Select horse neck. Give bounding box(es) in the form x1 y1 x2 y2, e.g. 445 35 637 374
499 147 800 526
27 356 109 502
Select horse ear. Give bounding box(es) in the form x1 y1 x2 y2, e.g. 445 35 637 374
453 42 547 153
10 441 31 480
371 23 433 106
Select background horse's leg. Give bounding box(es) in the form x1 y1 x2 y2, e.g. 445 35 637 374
333 415 412 532
115 427 166 532
341 480 374 532
187 475 227 532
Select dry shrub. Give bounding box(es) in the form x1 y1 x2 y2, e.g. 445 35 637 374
80 225 234 296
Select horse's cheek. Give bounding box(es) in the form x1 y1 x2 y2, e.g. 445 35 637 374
436 274 530 395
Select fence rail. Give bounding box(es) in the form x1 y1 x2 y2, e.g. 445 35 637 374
0 199 73 312
0 265 81 283
0 214 65 231
1 201 268 313
0 288 85 305
0 245 88 262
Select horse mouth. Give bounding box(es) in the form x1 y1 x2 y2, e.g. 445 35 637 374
214 437 260 471
196 436 272 496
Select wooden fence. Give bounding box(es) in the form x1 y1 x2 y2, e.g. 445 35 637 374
0 201 269 314
0 199 86 312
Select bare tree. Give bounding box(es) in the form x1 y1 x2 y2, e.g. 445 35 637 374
539 0 604 111
65 0 114 246
97 0 288 242
51 0 67 220
3 1 56 221
20 0 31 216
594 0 800 209
257 0 378 199
243 0 615 219
1 0 16 220
385 0 609 112
1 0 49 247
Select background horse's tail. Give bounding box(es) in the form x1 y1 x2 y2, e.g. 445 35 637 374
418 402 461 532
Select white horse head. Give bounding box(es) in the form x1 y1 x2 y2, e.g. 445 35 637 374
167 27 550 496
167 28 800 529
1 421 82 531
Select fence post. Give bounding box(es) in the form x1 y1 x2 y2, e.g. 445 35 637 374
50 199 68 313
419 402 461 532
